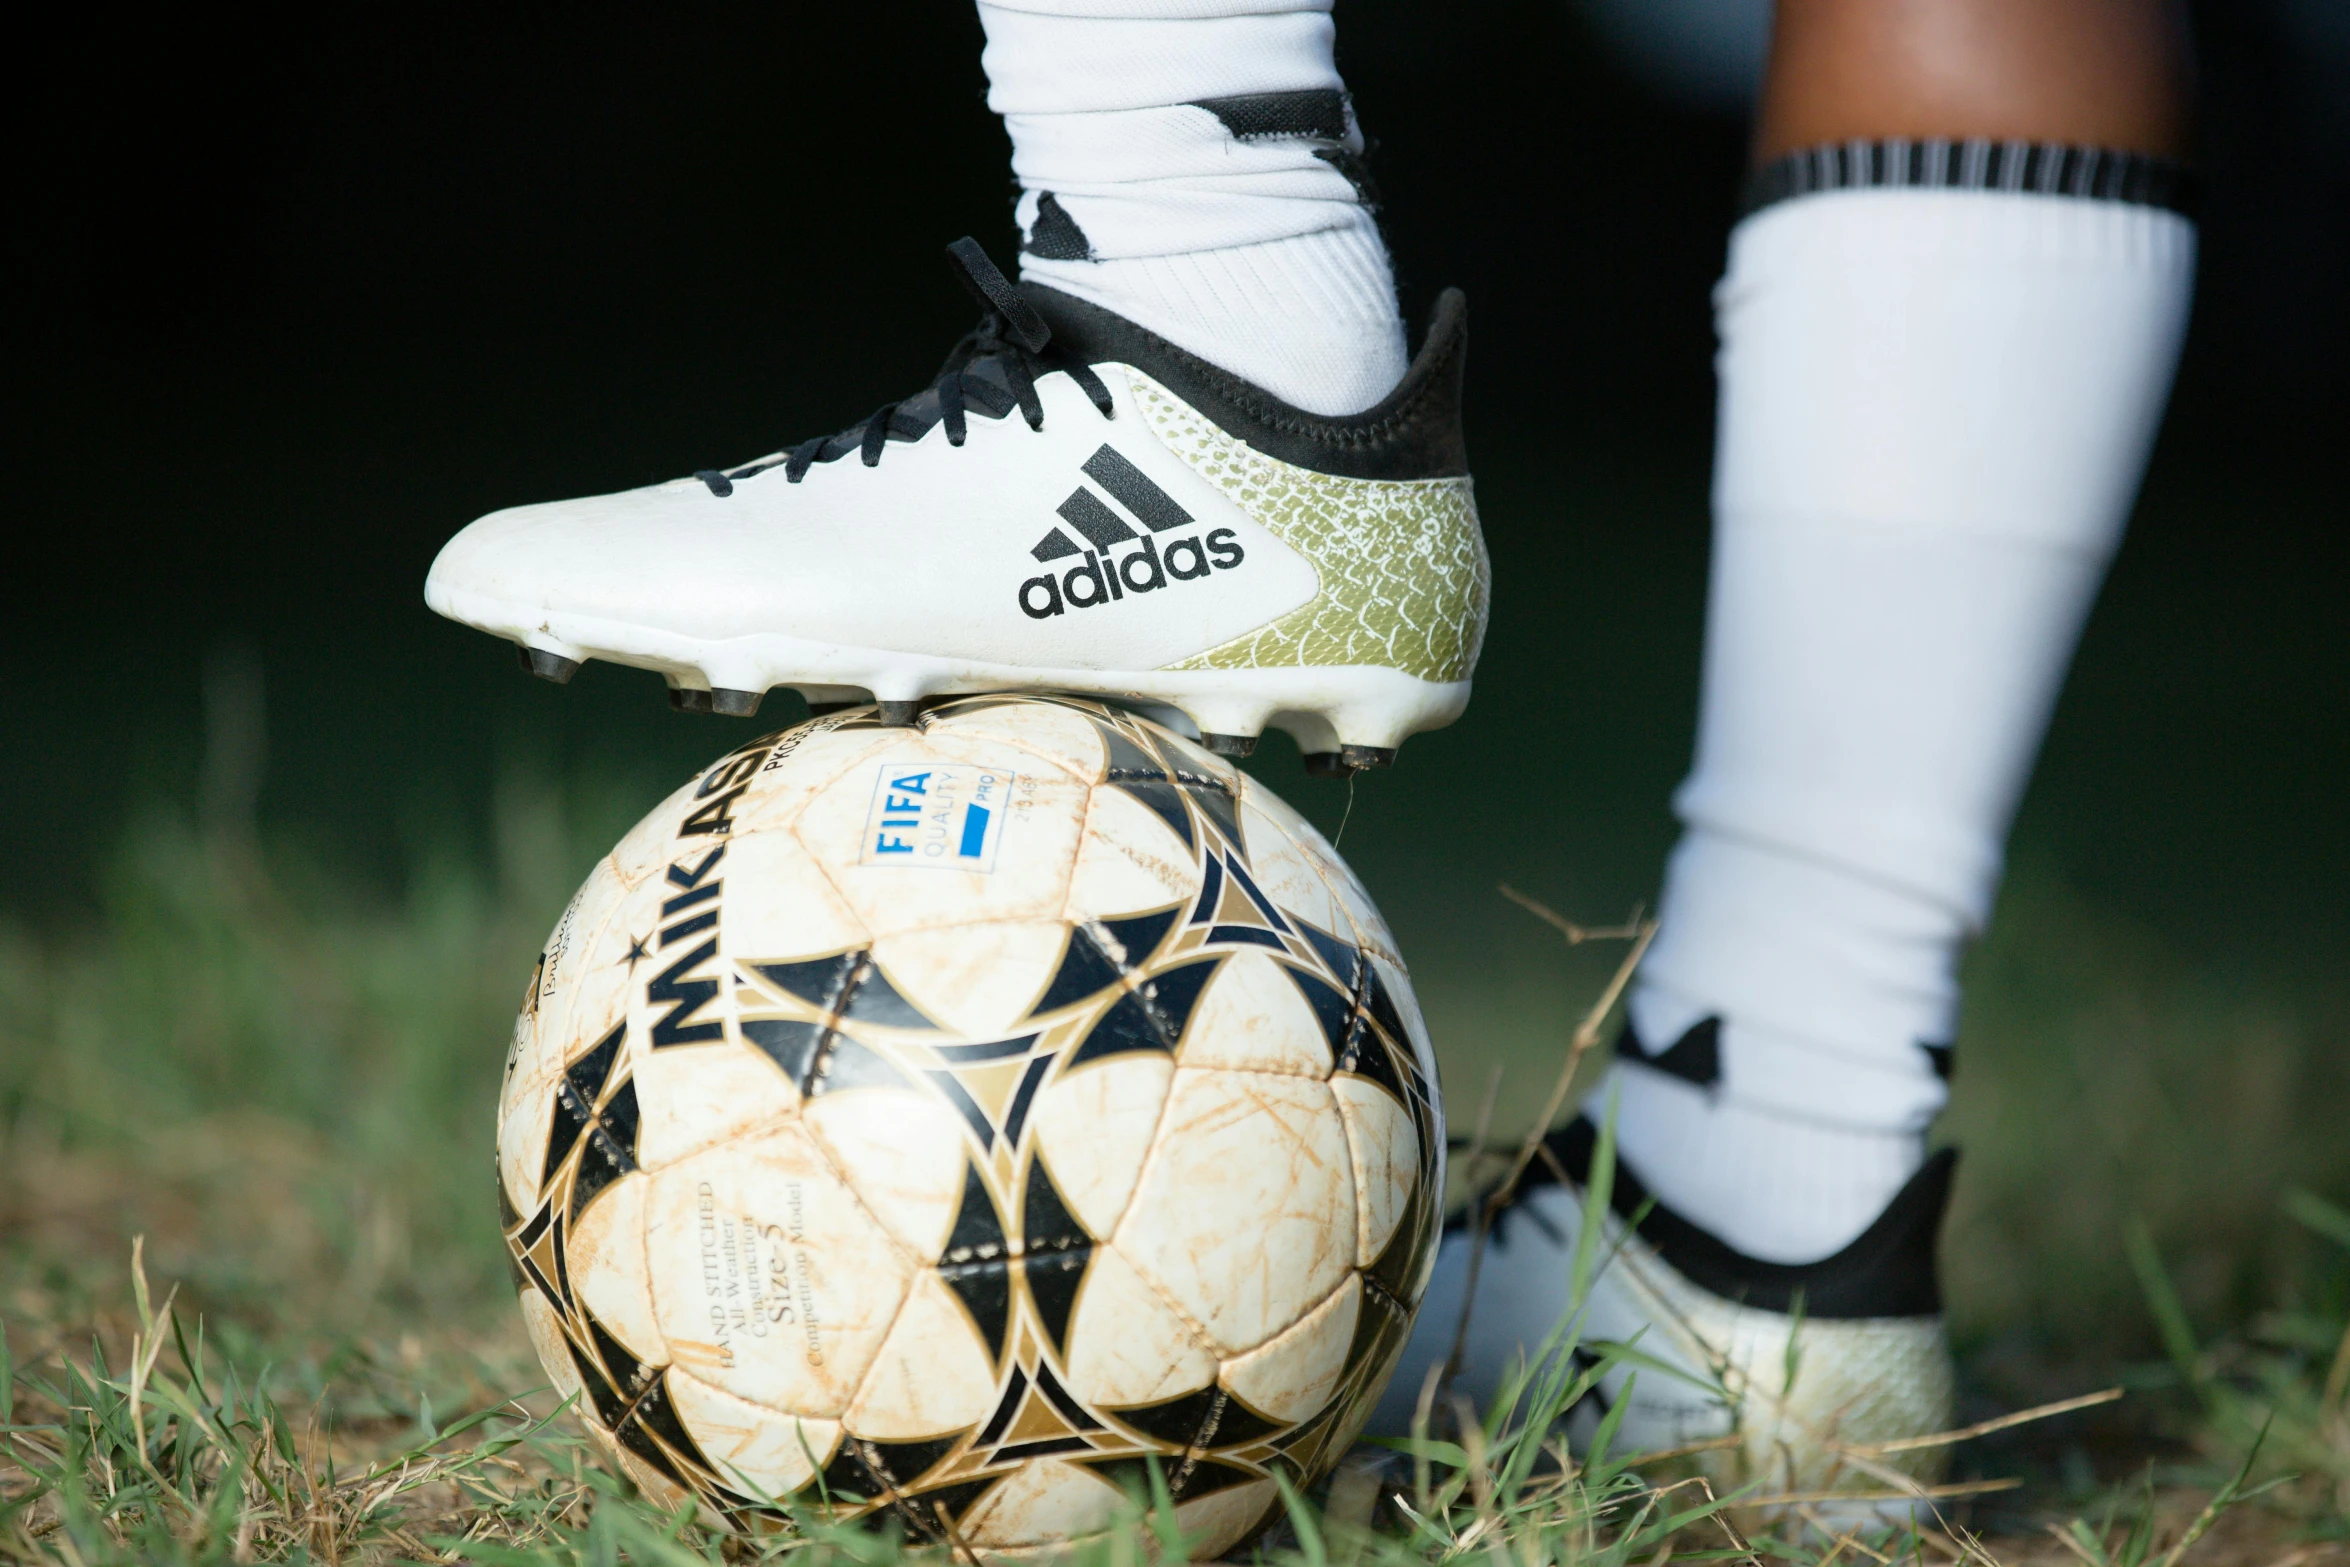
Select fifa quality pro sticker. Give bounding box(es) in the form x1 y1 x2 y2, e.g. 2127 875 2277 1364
858 762 1015 871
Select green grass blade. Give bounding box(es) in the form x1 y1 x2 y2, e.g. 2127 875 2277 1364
1359 1435 1471 1468
2124 1220 2205 1396
1581 1367 1634 1480
2283 1187 2350 1252
1570 1086 1621 1314
2151 1415 2274 1567
1275 1466 1328 1567
1143 1451 1188 1563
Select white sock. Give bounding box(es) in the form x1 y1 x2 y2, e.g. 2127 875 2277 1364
975 0 1407 414
1620 160 2197 1263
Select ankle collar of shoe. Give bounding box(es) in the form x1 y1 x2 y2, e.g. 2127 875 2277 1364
1477 1119 1956 1320
1021 282 1471 483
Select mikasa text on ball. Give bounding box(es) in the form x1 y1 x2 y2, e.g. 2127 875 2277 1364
495 696 1444 1556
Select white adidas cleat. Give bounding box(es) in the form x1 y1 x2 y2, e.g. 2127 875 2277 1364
1370 1118 1959 1531
426 240 1487 772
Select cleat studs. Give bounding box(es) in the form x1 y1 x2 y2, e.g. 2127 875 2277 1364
667 687 715 714
1304 743 1400 777
1200 732 1258 758
875 699 925 728
517 646 581 685
710 687 765 718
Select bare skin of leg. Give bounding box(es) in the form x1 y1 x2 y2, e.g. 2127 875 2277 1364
1757 0 2193 163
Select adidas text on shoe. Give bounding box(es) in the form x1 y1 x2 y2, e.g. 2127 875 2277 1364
426 239 1487 764
1372 1119 1959 1532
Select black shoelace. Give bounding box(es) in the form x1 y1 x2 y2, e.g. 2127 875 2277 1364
696 238 1114 497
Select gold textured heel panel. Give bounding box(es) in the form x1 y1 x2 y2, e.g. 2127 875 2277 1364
1130 372 1490 684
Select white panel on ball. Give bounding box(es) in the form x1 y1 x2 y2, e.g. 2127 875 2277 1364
532 866 635 1046
568 1173 667 1364
868 920 1071 1039
642 1128 917 1417
496 1070 559 1217
1331 1075 1421 1266
842 1270 1002 1439
1062 1242 1220 1408
1370 952 1439 1073
1028 1054 1174 1239
1178 949 1335 1077
958 1458 1127 1549
722 727 905 838
796 738 1090 935
518 1288 582 1403
715 829 869 967
1232 792 1342 936
1219 1274 1362 1422
556 877 658 1065
631 1039 800 1172
606 769 742 888
1063 783 1201 920
1175 1479 1282 1561
802 1083 971 1258
1117 1068 1358 1354
668 1372 842 1499
924 698 1107 784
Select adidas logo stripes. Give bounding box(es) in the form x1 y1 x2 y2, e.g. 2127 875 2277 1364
1019 443 1245 619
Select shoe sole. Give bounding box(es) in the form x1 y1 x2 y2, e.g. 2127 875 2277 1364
429 581 1471 764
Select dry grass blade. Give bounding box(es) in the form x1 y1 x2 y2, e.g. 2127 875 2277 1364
1739 1479 2023 1507
1615 1436 1743 1467
1484 908 1655 1215
1441 898 1651 1389
1496 886 1648 947
1941 1518 2015 1567
1793 1507 1887 1567
2323 1318 2350 1415
2048 1519 2108 1567
1690 1475 1765 1567
1842 1389 2125 1457
2148 1421 2273 1567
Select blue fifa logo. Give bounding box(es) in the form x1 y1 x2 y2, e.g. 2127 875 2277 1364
858 762 1014 872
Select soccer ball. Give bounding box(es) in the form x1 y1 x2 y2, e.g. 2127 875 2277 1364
495 696 1444 1555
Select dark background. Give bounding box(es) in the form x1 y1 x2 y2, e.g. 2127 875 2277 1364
7 0 2345 998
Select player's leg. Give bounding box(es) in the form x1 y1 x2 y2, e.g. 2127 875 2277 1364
1754 0 2188 159
424 0 1484 769
979 0 1405 416
1377 0 2197 1521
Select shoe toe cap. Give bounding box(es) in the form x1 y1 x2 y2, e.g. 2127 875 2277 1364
425 481 749 632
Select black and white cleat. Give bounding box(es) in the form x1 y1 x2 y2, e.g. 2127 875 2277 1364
667 686 715 714
710 688 764 718
426 240 1487 767
1199 732 1259 758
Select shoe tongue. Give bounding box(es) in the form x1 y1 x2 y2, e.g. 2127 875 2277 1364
891 353 1027 435
957 355 1024 405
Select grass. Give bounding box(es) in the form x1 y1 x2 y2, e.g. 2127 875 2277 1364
2 779 2347 1562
